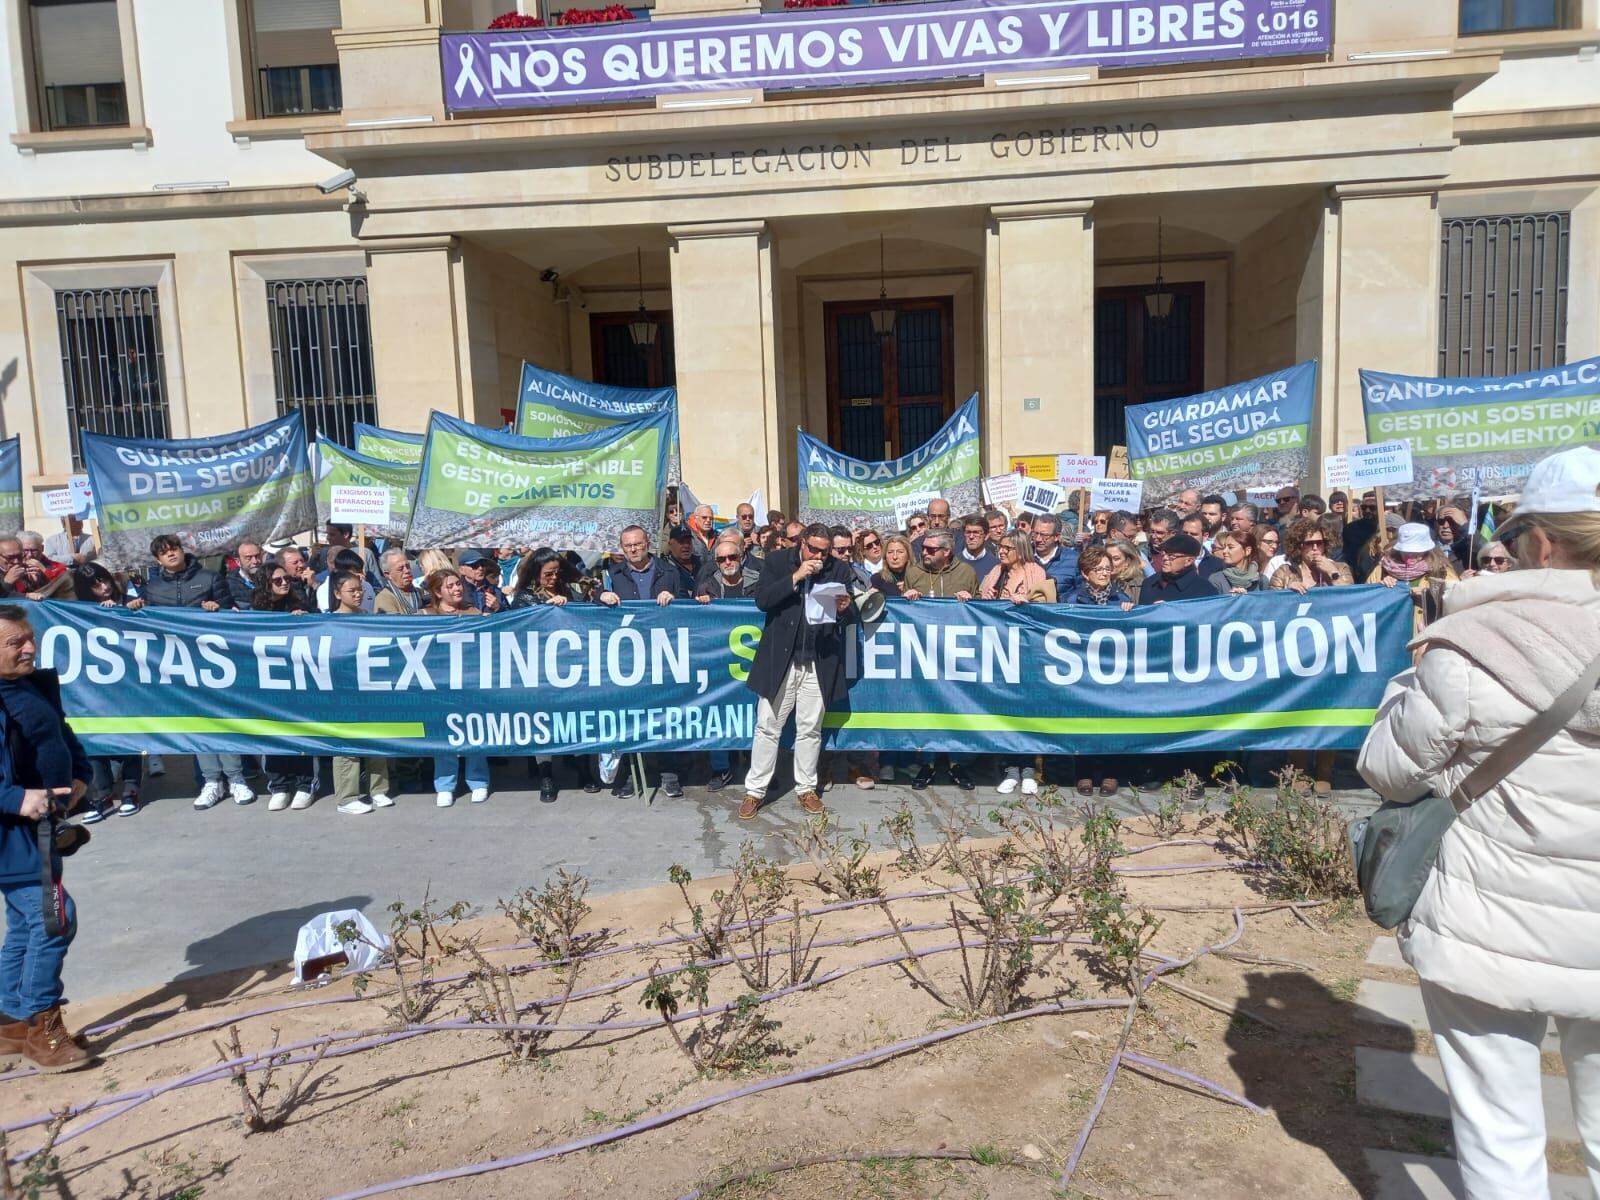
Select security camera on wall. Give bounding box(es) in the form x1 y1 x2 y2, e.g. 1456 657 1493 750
316 168 357 194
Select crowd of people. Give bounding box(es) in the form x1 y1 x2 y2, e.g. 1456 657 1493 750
0 478 1509 820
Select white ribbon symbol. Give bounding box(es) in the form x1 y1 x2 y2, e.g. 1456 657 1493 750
455 43 486 99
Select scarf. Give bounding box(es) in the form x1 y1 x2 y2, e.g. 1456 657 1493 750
1380 554 1432 582
1220 563 1259 591
1082 581 1113 605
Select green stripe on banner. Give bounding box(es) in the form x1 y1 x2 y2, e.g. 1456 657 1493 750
67 717 426 738
824 708 1377 734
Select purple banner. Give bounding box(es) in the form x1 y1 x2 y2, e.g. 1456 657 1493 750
443 0 1330 110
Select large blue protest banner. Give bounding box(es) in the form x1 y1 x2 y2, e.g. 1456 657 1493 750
82 413 316 570
798 394 981 529
516 361 676 440
0 437 21 525
35 587 1409 758
1125 362 1317 505
408 409 675 553
1360 356 1600 502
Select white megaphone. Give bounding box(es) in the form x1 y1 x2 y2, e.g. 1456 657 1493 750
850 579 886 624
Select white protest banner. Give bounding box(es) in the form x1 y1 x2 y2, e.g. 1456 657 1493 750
1055 454 1106 488
1323 454 1349 492
1246 488 1279 509
40 489 77 518
1089 478 1144 512
330 484 393 527
981 473 1021 507
1018 477 1066 515
893 491 941 529
1347 441 1414 490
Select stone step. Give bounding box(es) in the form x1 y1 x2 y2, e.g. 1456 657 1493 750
1356 1048 1578 1141
1365 1150 1591 1200
1355 980 1562 1052
1366 936 1408 969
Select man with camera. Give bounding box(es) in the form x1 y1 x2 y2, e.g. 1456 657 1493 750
0 605 94 1072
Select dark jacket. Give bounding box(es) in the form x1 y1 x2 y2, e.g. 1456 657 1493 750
143 554 234 609
226 567 258 610
695 573 754 600
1140 567 1214 603
1036 545 1080 598
747 547 857 707
1065 580 1132 606
605 556 692 602
0 670 90 886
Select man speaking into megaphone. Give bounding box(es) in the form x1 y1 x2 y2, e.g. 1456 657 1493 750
738 523 858 821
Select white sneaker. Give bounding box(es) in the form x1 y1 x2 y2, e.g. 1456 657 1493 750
193 781 224 810
229 780 256 806
1020 775 1039 796
290 790 315 810
267 791 291 812
147 755 166 777
436 791 455 808
337 798 374 816
997 769 1020 796
469 788 489 804
370 793 394 808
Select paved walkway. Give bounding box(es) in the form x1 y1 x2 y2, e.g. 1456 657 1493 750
1355 934 1589 1198
61 755 1377 1002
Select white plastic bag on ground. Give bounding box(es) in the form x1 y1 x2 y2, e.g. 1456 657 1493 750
293 909 389 987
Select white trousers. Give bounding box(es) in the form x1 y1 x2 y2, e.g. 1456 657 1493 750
1419 980 1600 1200
743 663 824 799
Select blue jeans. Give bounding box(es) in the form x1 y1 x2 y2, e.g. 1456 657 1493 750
433 756 490 793
1 881 76 1019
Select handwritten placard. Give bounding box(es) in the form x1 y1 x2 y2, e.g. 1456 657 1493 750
1347 441 1415 489
1089 478 1144 512
1055 454 1106 488
330 485 393 526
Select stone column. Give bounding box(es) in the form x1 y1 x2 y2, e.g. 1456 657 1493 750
668 220 784 509
364 236 469 429
984 202 1095 470
1326 183 1442 456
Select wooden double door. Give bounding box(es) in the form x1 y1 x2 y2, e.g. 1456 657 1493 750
824 297 955 461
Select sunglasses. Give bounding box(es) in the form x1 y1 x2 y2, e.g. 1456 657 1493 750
1482 555 1510 566
715 553 740 563
803 542 830 555
861 539 880 549
270 576 291 585
1302 538 1326 547
907 521 926 531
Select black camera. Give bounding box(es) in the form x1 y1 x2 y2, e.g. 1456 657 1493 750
48 791 90 857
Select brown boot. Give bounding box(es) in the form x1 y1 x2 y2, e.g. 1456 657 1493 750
23 1007 92 1073
0 1015 28 1070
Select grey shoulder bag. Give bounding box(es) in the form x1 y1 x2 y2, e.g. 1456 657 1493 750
1351 647 1600 930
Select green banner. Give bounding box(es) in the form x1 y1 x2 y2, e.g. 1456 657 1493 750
408 410 674 553
354 422 424 465
314 441 418 541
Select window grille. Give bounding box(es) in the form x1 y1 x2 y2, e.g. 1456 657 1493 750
55 286 170 469
267 277 376 446
1438 213 1568 377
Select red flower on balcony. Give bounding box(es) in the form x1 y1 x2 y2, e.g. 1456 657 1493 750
488 11 545 28
556 4 637 24
783 0 848 7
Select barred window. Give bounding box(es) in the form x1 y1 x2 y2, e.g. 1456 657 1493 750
1438 212 1569 378
55 286 171 470
267 278 376 447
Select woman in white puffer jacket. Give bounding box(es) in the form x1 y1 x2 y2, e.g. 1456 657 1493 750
1359 445 1600 1200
